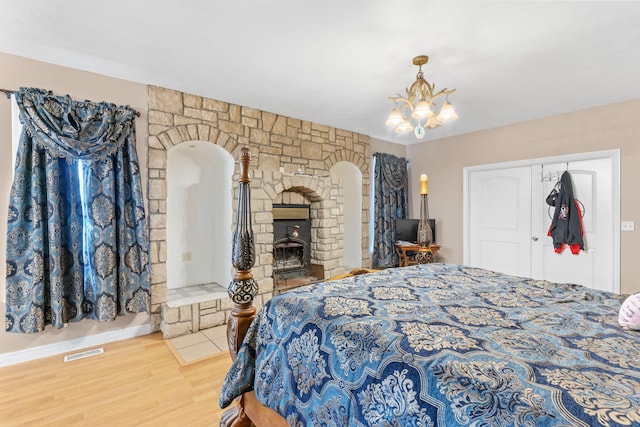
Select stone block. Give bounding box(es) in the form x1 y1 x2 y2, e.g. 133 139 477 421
200 299 218 310
149 200 159 214
161 321 193 339
183 93 202 108
286 125 299 139
149 136 164 149
174 116 205 126
301 140 323 160
148 178 167 200
149 86 183 115
150 228 166 243
158 133 173 149
192 306 200 332
272 116 287 135
177 125 190 141
259 152 281 174
202 97 228 111
151 282 166 305
148 148 167 170
151 263 167 284
167 127 184 146
187 124 199 141
219 120 245 136
309 160 325 170
242 117 259 129
150 213 166 230
197 124 210 141
149 242 159 264
159 241 167 263
200 311 226 329
149 111 174 126
262 112 276 131
162 305 179 323
219 297 234 311
301 121 311 134
176 305 190 321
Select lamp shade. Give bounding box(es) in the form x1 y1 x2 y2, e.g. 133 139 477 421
437 100 458 122
385 108 404 127
425 114 441 128
394 117 414 133
420 173 429 195
411 100 433 119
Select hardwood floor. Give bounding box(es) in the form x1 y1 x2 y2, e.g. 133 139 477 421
0 332 232 426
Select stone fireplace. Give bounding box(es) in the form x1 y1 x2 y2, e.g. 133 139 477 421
146 85 371 338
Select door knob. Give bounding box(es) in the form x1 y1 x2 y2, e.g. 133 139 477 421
532 236 539 241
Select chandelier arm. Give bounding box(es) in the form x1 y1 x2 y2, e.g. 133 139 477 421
431 88 457 100
388 96 414 111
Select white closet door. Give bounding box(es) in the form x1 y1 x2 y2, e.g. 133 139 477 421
531 158 615 292
468 167 532 277
466 152 618 293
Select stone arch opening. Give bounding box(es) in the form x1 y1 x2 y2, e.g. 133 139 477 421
166 141 234 292
147 124 239 335
267 173 345 292
330 161 363 269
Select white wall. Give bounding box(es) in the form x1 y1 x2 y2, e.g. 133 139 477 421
167 141 233 289
331 161 363 269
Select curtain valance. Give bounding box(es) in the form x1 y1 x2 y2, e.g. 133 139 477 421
375 152 409 190
15 87 136 160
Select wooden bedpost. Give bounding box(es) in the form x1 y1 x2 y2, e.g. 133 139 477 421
221 147 258 427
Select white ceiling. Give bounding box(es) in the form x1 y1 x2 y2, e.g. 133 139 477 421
2 1 640 145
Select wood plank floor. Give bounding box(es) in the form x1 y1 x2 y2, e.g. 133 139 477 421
0 332 232 426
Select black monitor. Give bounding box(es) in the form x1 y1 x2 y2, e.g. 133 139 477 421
394 218 436 243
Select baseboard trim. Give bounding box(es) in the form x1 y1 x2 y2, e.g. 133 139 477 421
0 323 152 367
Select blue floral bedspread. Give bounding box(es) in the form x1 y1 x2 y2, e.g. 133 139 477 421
220 263 640 426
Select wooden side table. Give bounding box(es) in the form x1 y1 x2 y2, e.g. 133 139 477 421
394 243 441 267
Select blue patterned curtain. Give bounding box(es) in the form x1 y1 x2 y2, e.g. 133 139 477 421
5 88 150 333
371 153 409 268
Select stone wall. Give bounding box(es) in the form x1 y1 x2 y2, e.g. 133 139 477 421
147 86 371 336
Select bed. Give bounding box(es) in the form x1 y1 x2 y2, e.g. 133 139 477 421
219 148 640 427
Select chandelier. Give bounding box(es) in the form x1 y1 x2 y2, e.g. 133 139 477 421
386 55 458 139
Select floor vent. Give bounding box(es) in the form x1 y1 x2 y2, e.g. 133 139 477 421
63 347 104 362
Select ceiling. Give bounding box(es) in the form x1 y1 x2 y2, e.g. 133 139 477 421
2 1 640 145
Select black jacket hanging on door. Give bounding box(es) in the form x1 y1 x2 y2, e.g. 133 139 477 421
547 171 584 254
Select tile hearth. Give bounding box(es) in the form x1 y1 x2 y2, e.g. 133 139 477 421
164 324 229 366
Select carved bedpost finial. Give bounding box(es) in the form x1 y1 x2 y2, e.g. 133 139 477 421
222 147 257 427
239 147 251 183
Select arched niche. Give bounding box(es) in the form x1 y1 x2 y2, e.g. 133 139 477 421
166 141 234 291
330 161 363 269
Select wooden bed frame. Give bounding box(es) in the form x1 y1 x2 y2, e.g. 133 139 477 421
221 148 288 427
